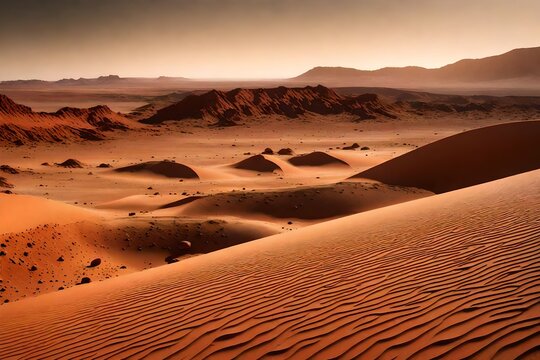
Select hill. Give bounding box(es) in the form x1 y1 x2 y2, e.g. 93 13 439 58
142 85 397 123
0 94 134 144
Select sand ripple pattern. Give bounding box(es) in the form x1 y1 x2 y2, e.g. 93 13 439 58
0 171 539 359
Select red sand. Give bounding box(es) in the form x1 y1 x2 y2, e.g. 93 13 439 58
0 170 538 358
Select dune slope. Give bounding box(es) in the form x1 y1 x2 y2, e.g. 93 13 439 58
0 170 538 359
351 120 540 193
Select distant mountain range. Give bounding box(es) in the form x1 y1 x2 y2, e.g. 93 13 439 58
293 47 540 88
140 85 540 125
2 83 540 144
0 75 193 88
0 47 539 94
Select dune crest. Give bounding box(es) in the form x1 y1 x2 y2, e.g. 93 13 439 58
352 120 540 193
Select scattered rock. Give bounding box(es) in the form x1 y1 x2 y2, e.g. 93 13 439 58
57 256 64 262
0 177 13 189
97 163 112 168
128 212 136 216
361 146 370 150
79 277 91 284
343 143 360 150
0 165 19 174
262 148 274 155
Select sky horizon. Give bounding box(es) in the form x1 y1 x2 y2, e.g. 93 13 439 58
1 0 539 81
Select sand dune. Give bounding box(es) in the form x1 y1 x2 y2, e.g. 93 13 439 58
0 169 538 358
115 160 200 179
158 181 431 222
289 151 350 167
352 120 540 193
231 154 285 173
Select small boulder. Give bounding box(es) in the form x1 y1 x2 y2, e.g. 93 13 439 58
165 256 179 264
343 143 360 150
179 240 191 250
277 148 294 155
88 258 102 268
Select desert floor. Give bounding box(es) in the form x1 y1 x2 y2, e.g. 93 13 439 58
0 101 539 358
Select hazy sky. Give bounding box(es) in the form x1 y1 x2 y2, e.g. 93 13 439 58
1 0 539 80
